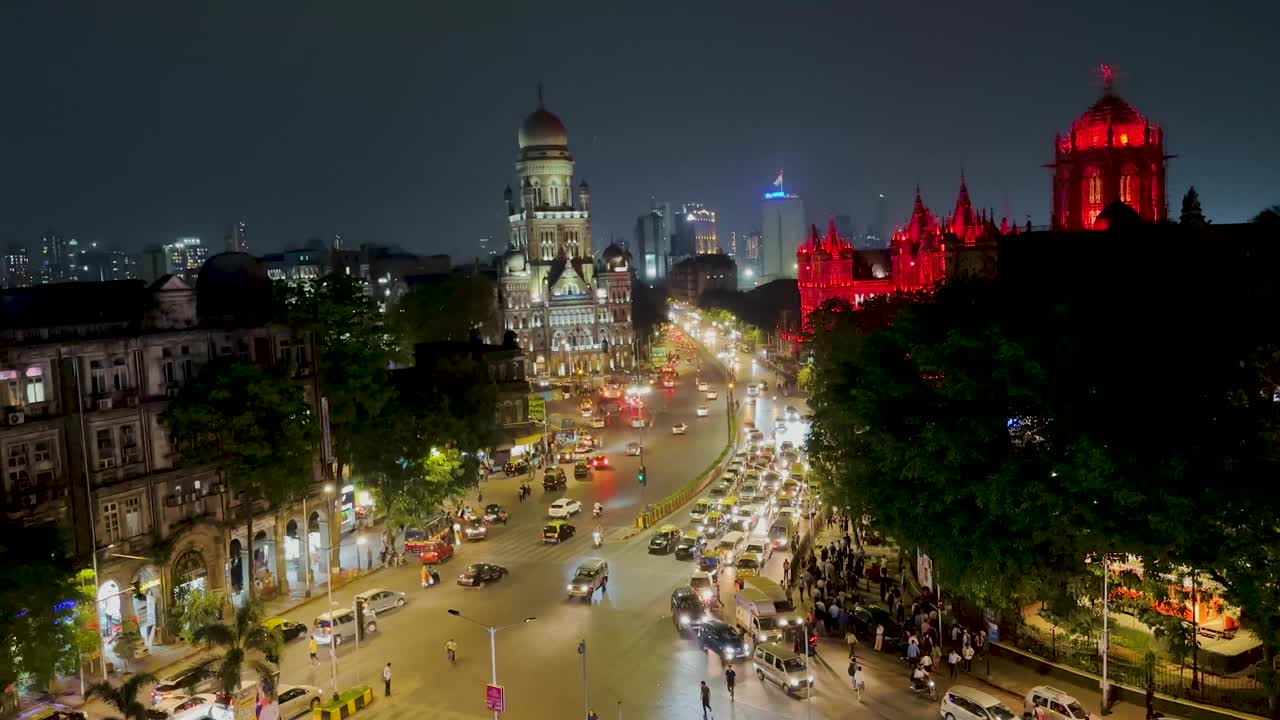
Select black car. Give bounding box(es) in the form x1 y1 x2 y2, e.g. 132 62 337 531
573 462 590 479
457 563 508 587
542 469 567 490
647 527 681 555
670 587 706 632
693 619 750 661
850 604 906 652
674 534 705 560
504 460 530 476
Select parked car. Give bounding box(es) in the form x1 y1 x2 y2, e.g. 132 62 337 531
1024 686 1096 720
154 694 217 717
151 667 216 704
940 686 1018 720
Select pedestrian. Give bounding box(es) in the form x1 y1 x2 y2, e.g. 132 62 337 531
382 662 392 696
963 643 975 672
798 577 806 602
725 666 736 700
853 664 866 701
875 623 884 652
308 635 319 666
783 558 791 583
974 629 985 656
879 574 889 602
366 546 373 571
379 547 388 566
907 636 920 664
948 648 961 678
700 680 712 719
845 628 858 658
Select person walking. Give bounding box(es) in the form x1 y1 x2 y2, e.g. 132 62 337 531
852 664 866 701
725 666 736 700
875 623 884 652
382 662 392 696
308 635 319 666
963 643 975 672
845 628 858 658
700 680 712 719
948 648 961 678
906 635 920 665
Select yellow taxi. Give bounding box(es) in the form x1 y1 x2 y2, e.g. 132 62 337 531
735 551 762 580
543 520 576 543
700 511 725 538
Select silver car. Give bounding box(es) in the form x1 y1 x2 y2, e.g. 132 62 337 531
354 588 406 615
276 684 323 719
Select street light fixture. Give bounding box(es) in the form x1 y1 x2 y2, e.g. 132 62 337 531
447 610 536 720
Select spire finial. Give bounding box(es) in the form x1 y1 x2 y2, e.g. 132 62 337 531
1098 64 1115 93
536 81 545 108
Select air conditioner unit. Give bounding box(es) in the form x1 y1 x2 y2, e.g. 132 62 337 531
7 412 24 425
97 398 113 410
97 457 116 469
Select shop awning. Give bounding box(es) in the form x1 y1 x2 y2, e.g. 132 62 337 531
514 432 545 446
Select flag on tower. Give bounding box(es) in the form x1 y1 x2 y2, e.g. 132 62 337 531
772 172 784 188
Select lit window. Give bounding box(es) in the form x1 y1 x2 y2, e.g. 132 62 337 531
1084 167 1103 228
1120 166 1138 212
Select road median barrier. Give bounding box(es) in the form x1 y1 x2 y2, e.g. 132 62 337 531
311 685 373 720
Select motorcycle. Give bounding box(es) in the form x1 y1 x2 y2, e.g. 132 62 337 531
592 529 603 548
593 504 603 519
909 674 937 700
421 567 440 589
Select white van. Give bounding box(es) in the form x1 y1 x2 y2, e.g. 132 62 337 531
717 531 747 564
1024 685 1096 720
941 686 1018 720
313 607 376 646
752 642 813 697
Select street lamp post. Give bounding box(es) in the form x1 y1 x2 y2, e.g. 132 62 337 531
726 382 735 442
578 639 588 720
322 484 339 699
447 610 535 720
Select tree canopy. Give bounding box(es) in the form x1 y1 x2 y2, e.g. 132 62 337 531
388 275 497 348
0 522 81 692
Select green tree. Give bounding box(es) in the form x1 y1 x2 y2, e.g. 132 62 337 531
163 359 315 604
167 588 225 645
389 275 497 348
191 603 278 705
84 673 166 720
0 522 80 695
278 274 397 481
60 570 103 678
112 618 144 670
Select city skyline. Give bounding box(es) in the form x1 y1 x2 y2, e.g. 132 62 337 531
1 1 1276 262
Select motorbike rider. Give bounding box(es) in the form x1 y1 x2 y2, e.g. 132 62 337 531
593 502 604 517
446 638 458 663
911 664 931 690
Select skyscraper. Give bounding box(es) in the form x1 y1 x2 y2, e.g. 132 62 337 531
225 221 249 253
761 189 804 280
164 237 208 280
3 245 32 288
685 204 718 255
38 231 73 284
634 204 674 281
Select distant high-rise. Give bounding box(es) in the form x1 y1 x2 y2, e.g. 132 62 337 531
164 237 208 280
38 231 73 284
4 245 32 288
138 245 168 283
685 204 718 255
224 221 249 253
761 187 805 280
744 232 762 262
634 201 675 280
726 231 738 258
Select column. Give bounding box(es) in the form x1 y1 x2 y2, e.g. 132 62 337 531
273 512 290 597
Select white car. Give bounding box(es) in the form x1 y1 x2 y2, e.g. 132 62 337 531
548 498 583 518
276 684 324 719
697 381 709 392
631 416 646 428
354 588 407 615
156 694 219 718
625 442 642 456
706 391 718 400
696 406 709 417
672 423 688 435
589 416 606 429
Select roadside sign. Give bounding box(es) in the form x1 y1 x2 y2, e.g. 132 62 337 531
528 394 546 424
485 684 505 713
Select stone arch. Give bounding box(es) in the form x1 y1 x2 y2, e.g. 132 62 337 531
171 548 209 603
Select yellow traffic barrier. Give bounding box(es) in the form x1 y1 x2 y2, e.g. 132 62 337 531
312 686 373 720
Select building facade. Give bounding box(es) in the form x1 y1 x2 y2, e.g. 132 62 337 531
669 253 738 304
762 190 805 280
4 246 32 288
39 232 74 285
634 202 675 281
498 92 634 377
164 238 209 282
1051 67 1168 231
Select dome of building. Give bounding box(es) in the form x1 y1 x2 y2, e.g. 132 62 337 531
196 252 275 327
518 107 568 149
601 243 628 271
503 247 527 274
1072 92 1146 134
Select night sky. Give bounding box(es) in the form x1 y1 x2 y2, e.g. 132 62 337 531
2 1 1276 260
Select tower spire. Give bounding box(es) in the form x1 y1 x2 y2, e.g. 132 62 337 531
536 81 545 108
1098 63 1115 94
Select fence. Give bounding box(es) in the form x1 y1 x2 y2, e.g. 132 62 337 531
1008 622 1269 716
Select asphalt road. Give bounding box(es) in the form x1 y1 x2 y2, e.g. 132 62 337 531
126 338 1030 720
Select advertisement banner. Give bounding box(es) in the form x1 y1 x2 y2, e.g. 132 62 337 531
527 394 546 424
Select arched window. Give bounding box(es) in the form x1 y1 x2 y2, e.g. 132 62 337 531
550 184 560 207
1119 165 1138 212
1084 167 1103 228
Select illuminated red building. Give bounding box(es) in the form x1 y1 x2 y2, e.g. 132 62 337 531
1050 66 1169 230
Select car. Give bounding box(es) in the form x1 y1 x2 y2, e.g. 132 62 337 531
693 619 750 661
580 405 594 418
463 522 488 540
573 462 590 479
579 432 603 448
690 570 717 605
672 422 688 435
418 540 454 564
744 540 772 563
671 586 707 631
734 552 762 581
630 416 647 429
590 454 610 469
708 482 732 499
567 558 610 598
706 391 719 400
696 406 709 417
648 525 682 554
154 694 218 718
779 440 796 452
849 604 905 652
457 563 508 587
548 498 583 517
674 532 705 560
624 441 642 456
1024 686 1096 720
483 504 509 523
543 520 576 543
261 616 307 642
543 468 568 490
784 405 799 420
941 686 1018 720
503 459 530 476
353 586 407 614
151 666 216 704
700 510 726 539
697 380 709 391
589 416 606 429
270 684 324 720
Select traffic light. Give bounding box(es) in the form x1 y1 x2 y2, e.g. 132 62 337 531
637 466 647 486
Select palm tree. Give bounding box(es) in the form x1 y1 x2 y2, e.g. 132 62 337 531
83 674 167 720
191 603 279 704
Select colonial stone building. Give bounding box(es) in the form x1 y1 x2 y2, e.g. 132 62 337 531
498 90 634 377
